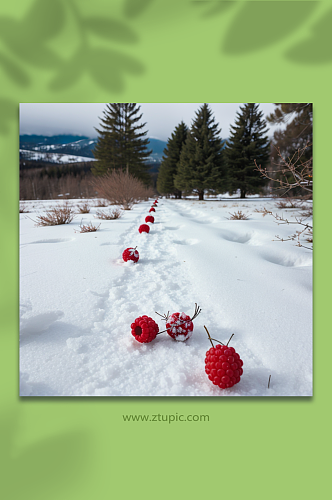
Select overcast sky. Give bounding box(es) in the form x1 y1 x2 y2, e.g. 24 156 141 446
19 103 280 142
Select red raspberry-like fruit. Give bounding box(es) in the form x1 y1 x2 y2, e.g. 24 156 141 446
149 208 155 213
139 224 150 233
166 312 194 341
145 215 154 224
154 200 158 203
122 247 139 263
131 315 159 343
205 344 243 389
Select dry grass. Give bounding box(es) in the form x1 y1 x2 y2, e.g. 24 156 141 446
306 228 313 243
77 203 91 214
95 208 122 220
34 204 75 226
275 199 303 209
254 207 272 217
301 206 313 217
76 220 101 233
19 203 29 213
227 210 251 220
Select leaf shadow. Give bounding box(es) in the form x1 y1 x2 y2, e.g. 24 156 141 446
1 410 92 500
222 1 318 55
0 0 145 94
285 6 332 64
123 0 155 19
191 0 236 19
0 0 65 69
0 99 17 135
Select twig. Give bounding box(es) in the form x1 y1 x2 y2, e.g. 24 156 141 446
204 325 214 348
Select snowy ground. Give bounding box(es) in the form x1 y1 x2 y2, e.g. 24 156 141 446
19 197 312 396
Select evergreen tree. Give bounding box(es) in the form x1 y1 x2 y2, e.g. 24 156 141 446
225 103 270 198
267 103 312 162
174 104 227 200
92 103 152 184
157 121 188 198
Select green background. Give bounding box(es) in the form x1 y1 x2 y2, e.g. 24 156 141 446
1 0 329 498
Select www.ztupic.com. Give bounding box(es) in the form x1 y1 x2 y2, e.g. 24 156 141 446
122 414 210 423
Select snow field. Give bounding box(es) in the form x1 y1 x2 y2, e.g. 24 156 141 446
20 197 312 396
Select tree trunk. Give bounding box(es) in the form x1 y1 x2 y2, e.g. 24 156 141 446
198 190 204 200
240 189 246 198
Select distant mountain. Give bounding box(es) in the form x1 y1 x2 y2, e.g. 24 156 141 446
20 134 90 148
19 135 168 165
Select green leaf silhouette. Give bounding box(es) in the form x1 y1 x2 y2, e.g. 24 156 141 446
223 1 317 55
286 7 332 64
123 0 154 18
22 0 65 42
0 52 30 87
84 17 138 43
192 1 236 19
88 47 144 91
49 49 85 91
0 99 17 135
1 411 90 500
0 18 61 68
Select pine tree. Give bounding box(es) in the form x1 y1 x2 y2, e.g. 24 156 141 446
174 104 227 200
92 103 152 184
225 103 270 198
157 121 188 198
267 103 312 162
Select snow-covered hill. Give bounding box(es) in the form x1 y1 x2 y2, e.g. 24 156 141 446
19 149 96 163
19 197 312 396
19 135 167 164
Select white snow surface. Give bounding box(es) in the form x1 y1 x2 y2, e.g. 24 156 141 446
20 198 312 396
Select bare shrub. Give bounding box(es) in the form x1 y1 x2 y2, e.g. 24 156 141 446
76 220 101 233
77 203 91 214
227 211 251 220
95 199 109 207
34 203 75 226
91 170 154 210
95 208 122 220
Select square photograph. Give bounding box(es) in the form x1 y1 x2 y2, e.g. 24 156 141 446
19 103 312 396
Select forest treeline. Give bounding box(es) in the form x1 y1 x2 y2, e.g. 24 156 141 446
20 103 312 200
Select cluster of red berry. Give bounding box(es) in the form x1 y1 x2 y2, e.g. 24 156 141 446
131 304 199 344
122 199 159 263
130 307 243 391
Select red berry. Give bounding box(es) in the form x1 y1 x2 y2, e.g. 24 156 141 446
205 344 243 390
138 224 150 234
166 312 194 341
149 208 155 212
122 247 139 263
131 315 159 343
145 215 155 224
